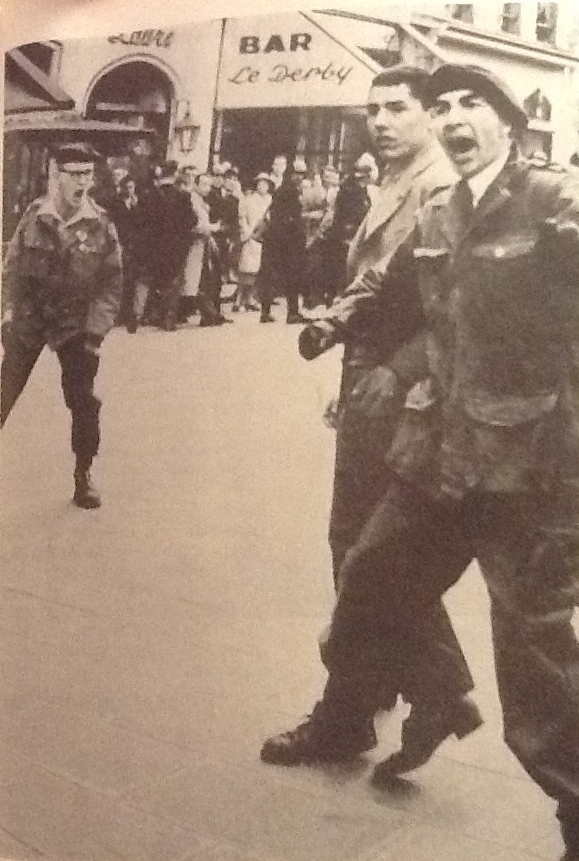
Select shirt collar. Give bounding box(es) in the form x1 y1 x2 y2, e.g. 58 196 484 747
37 194 99 227
467 149 510 208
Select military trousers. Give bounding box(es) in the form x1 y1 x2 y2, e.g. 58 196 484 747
321 474 579 827
1 331 101 465
323 377 474 709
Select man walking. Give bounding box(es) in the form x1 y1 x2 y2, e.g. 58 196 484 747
1 142 122 509
262 65 478 750
264 64 579 860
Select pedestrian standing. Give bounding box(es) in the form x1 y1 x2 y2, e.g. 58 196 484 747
112 176 153 334
190 173 231 327
235 172 273 312
264 63 579 861
317 157 374 308
148 160 195 331
260 156 309 325
0 142 122 508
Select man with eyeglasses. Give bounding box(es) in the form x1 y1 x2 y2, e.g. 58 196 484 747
1 142 123 509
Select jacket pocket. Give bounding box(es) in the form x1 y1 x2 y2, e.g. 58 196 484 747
463 392 559 426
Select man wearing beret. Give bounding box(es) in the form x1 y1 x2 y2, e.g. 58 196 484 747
1 142 123 509
262 64 579 859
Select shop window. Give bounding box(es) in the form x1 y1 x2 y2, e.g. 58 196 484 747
523 88 552 121
501 3 522 35
536 2 558 45
445 4 474 24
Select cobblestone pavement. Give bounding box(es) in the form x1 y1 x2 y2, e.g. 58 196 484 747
0 308 573 861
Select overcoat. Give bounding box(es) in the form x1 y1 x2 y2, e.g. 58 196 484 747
184 190 213 297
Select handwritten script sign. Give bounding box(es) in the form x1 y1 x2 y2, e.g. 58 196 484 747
228 63 353 87
108 30 174 48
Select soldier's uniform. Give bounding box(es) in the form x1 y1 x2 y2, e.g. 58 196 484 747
318 150 579 855
1 191 122 504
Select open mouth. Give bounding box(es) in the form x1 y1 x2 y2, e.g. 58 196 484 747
445 135 477 157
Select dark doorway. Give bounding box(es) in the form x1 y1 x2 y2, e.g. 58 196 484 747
86 61 173 159
219 108 300 186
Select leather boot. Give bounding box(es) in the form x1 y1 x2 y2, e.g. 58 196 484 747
261 702 377 766
372 695 482 782
73 466 101 509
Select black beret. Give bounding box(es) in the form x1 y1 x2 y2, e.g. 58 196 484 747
423 63 527 132
52 142 100 165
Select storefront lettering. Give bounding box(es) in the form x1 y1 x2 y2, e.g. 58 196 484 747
239 33 312 53
108 30 174 48
228 62 353 86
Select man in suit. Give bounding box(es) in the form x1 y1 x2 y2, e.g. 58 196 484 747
262 65 479 762
269 64 579 860
148 160 195 331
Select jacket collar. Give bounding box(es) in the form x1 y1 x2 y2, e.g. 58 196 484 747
37 194 100 227
442 147 526 247
360 139 449 242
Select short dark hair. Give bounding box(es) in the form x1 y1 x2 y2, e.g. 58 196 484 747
370 65 430 101
53 142 100 166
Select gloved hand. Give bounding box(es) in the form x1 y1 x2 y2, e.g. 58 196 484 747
349 366 400 419
298 321 336 361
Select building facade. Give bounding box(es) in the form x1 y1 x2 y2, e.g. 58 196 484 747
3 4 579 232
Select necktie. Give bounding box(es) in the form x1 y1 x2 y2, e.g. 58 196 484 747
455 179 474 229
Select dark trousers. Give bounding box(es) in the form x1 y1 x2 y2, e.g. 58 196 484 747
198 255 223 324
1 332 101 466
323 376 473 706
322 475 579 830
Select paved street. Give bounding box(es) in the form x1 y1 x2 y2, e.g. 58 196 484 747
0 307 573 861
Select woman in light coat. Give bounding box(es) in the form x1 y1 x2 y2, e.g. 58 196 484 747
233 173 273 311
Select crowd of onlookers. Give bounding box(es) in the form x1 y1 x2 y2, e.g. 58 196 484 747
94 150 381 331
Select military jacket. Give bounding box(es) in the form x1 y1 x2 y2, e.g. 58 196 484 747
337 155 579 500
2 195 123 350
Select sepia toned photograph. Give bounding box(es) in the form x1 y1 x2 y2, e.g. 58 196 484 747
2 2 579 860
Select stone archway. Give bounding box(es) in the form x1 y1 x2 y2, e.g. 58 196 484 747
86 60 174 157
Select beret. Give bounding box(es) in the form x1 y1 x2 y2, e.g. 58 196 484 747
52 142 100 165
423 63 527 131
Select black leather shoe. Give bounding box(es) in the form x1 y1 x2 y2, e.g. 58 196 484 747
261 706 377 766
260 313 275 323
73 470 101 509
372 696 482 781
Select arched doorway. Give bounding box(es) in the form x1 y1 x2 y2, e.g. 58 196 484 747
86 61 174 158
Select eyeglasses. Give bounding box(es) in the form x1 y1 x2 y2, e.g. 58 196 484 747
59 168 94 179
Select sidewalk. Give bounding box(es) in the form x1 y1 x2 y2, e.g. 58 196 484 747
0 317 569 861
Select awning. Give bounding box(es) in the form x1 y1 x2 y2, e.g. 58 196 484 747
5 49 75 113
216 11 385 110
4 110 156 136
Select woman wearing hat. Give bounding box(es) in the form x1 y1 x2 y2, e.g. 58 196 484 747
234 172 274 312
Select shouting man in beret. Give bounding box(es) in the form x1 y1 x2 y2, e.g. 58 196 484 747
1 142 123 509
261 64 579 860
